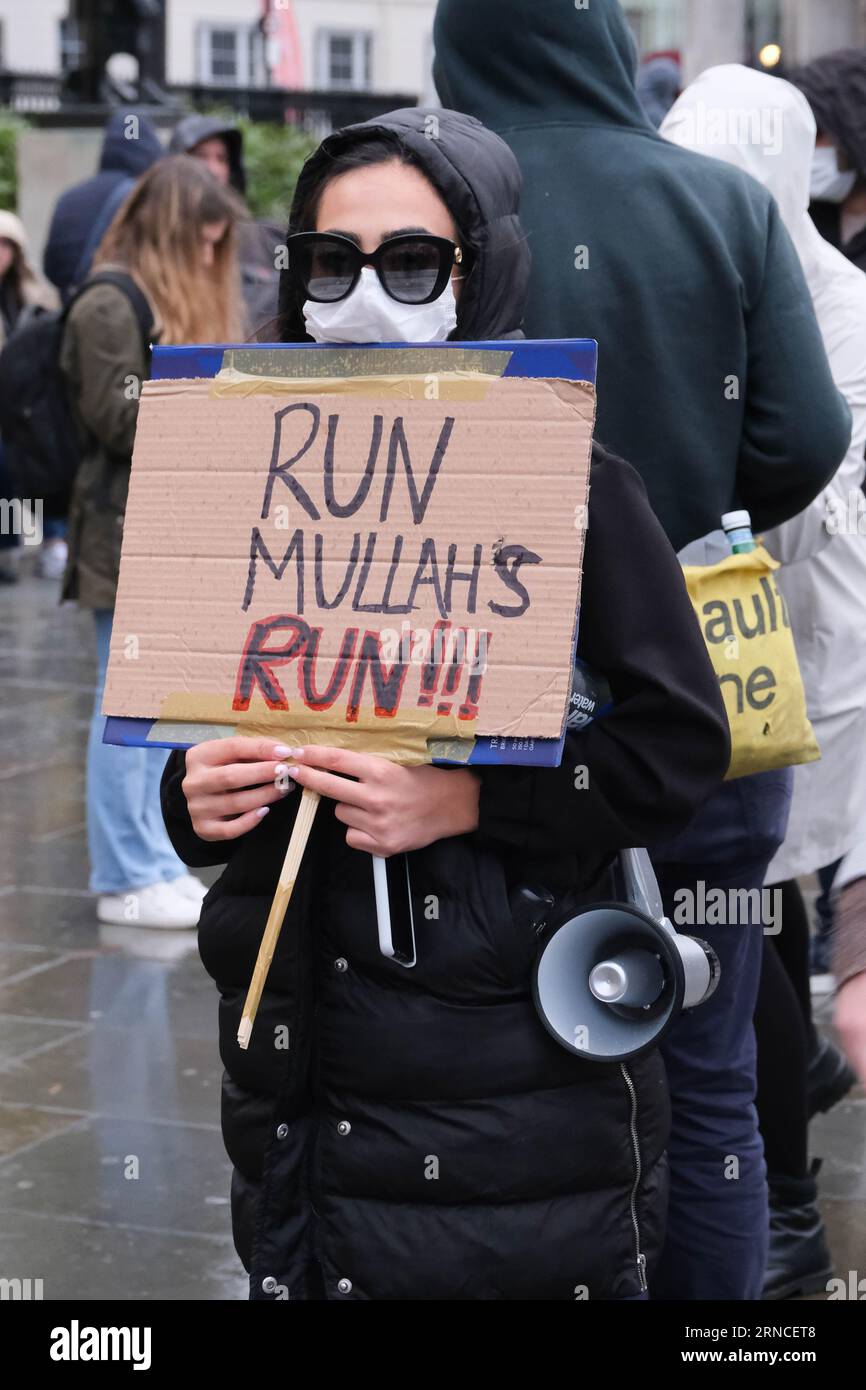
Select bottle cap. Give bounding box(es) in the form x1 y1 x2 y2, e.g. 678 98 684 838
721 509 752 532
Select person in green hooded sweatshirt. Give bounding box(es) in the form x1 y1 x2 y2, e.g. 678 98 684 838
433 0 850 556
433 0 852 1304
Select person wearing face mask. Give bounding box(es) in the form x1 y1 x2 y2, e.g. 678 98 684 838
780 51 866 984
433 0 854 1305
159 108 731 1301
790 50 866 274
663 63 866 1302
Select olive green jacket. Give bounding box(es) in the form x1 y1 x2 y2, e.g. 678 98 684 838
60 279 150 610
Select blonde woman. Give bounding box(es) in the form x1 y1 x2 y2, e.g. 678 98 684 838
61 156 244 928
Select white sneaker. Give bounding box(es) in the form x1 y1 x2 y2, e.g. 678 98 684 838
810 971 836 997
38 537 68 580
97 881 201 930
168 873 208 903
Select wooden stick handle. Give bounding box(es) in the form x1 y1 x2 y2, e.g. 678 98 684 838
237 787 321 1050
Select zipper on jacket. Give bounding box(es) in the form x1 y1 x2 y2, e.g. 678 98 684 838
302 987 327 1295
305 990 322 1220
621 1062 648 1293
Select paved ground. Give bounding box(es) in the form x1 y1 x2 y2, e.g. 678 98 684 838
0 549 863 1300
0 551 244 1300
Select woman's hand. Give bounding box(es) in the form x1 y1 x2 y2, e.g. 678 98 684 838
183 736 297 842
282 745 480 856
835 971 866 1086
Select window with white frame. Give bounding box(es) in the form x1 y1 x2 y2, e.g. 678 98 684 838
197 25 266 86
316 31 372 92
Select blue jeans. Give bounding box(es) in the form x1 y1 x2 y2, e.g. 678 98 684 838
650 769 793 1301
87 609 185 893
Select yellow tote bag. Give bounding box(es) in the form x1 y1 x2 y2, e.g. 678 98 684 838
682 545 820 780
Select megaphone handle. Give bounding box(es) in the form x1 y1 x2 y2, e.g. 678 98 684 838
620 847 666 925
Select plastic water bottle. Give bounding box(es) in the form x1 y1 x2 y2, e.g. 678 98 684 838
567 657 613 731
721 509 756 554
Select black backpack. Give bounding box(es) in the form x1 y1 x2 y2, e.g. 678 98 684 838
0 270 154 517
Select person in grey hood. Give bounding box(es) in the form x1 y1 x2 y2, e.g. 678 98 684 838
169 114 247 195
170 114 280 332
433 0 851 554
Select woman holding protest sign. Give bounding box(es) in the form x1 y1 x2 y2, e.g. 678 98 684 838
161 109 730 1300
62 156 244 928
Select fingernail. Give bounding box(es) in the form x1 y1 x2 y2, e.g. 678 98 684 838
256 806 270 819
288 746 305 758
286 765 300 778
273 744 292 757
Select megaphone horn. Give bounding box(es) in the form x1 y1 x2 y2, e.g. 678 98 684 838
532 849 720 1063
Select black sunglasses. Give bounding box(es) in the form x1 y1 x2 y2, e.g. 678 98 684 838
286 231 464 305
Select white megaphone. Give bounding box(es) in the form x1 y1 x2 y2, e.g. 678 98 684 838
532 848 720 1062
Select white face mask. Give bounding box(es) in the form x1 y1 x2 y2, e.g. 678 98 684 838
303 267 458 344
810 145 857 204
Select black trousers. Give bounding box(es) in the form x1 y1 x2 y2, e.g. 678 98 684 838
754 879 816 1179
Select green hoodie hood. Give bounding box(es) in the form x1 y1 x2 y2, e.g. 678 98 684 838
431 0 849 554
433 0 652 133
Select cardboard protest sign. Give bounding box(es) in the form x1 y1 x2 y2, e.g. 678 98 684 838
103 342 597 766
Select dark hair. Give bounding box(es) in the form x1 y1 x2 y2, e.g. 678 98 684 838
293 132 469 247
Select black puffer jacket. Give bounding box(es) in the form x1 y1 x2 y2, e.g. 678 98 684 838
162 108 730 1301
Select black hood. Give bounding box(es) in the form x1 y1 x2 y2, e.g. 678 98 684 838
277 106 530 343
99 110 163 176
169 114 246 195
636 56 681 129
789 49 866 177
433 0 652 133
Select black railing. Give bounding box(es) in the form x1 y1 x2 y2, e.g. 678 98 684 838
0 72 418 133
0 72 63 114
172 84 418 132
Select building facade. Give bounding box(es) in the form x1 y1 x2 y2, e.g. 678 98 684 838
162 1 438 102
0 1 439 101
1 1 865 101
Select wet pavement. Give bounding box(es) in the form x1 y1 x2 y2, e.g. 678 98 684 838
0 551 863 1301
0 551 245 1299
